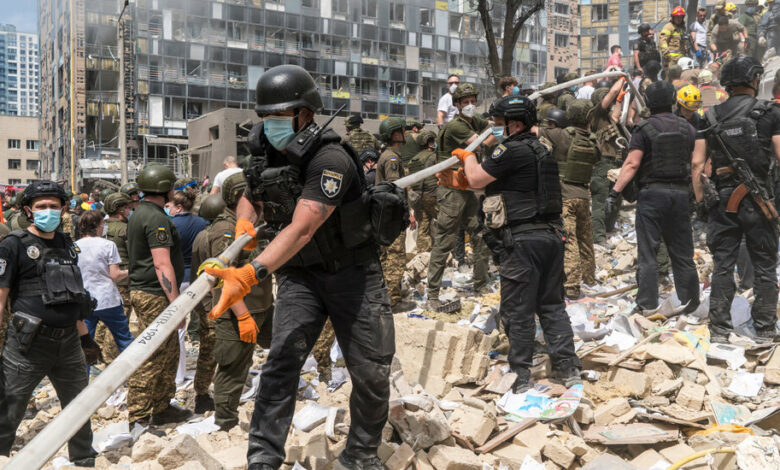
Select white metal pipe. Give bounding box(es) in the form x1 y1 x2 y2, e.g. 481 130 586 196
6 230 257 470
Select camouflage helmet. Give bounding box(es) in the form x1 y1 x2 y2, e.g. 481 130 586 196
379 117 406 143
137 164 176 194
120 181 139 196
452 83 479 102
416 130 437 146
174 177 197 191
563 72 579 82
100 189 114 201
198 194 226 222
103 192 132 215
405 118 423 130
591 87 610 106
541 81 557 90
221 171 247 207
715 0 725 8
345 114 363 128
566 99 594 126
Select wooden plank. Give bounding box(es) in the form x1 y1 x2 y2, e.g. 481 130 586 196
475 418 537 454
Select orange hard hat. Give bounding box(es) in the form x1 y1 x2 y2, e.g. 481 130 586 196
671 6 686 16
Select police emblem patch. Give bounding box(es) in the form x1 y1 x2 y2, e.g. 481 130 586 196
26 245 40 260
0 258 6 276
321 170 343 198
156 226 169 243
492 144 507 160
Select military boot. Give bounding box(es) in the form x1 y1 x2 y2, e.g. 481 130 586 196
557 366 583 388
754 327 780 344
337 453 383 470
194 394 214 414
151 403 193 425
511 368 533 394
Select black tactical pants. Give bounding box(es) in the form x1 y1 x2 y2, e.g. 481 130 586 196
707 189 779 335
248 259 393 468
0 325 96 461
498 228 581 375
635 188 700 311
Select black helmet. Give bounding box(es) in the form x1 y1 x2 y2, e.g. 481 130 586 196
638 23 652 34
20 180 68 207
137 163 176 194
720 56 764 89
359 148 380 164
103 192 132 215
120 182 139 196
221 172 247 207
254 64 323 115
502 96 538 127
544 108 569 128
644 81 677 110
345 115 363 128
198 194 226 222
595 80 612 89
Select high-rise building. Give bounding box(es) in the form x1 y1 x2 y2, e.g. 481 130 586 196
39 0 554 189
0 25 40 117
547 1 581 82
0 115 41 186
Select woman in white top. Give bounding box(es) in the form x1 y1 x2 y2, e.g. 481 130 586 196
75 210 134 356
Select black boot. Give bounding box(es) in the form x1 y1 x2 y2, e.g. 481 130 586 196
511 368 533 394
152 403 193 425
194 394 215 414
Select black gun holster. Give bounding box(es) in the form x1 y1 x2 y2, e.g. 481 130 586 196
11 312 42 354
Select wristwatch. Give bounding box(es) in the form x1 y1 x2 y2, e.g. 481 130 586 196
249 261 269 282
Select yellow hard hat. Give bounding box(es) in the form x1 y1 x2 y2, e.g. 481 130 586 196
725 2 737 12
677 85 702 111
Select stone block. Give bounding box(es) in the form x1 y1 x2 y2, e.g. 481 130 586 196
156 434 222 470
653 378 683 396
386 443 416 470
132 433 166 462
573 403 594 425
609 368 651 398
447 403 496 446
630 449 670 470
428 445 482 470
643 360 675 382
213 447 248 470
388 399 451 449
542 440 576 468
659 443 706 469
675 382 706 411
512 422 550 452
561 434 591 457
491 442 542 468
594 398 632 426
416 451 436 470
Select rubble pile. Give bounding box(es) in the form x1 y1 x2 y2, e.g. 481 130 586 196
7 210 780 470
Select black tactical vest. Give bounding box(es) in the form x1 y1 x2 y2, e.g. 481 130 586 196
636 115 693 185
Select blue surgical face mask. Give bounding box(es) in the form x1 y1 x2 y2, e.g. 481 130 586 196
128 209 134 218
164 207 171 217
264 116 297 150
512 86 521 95
32 209 61 233
492 127 505 139
569 86 578 92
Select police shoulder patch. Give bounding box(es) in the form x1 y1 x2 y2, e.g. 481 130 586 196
321 170 343 198
0 258 6 276
492 144 507 160
156 226 169 243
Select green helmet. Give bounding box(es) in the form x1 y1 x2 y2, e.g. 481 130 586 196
541 81 557 90
379 117 406 143
103 192 132 215
100 189 114 201
591 87 610 107
416 130 437 146
66 190 75 199
221 172 247 207
566 99 594 126
452 83 479 102
137 164 176 194
198 194 226 222
174 177 196 191
405 118 423 130
120 182 139 196
563 72 579 82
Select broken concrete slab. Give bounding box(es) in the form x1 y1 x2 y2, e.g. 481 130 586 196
581 453 642 470
447 402 496 447
388 398 451 449
608 368 651 398
385 443 416 470
542 440 576 469
584 424 679 446
594 398 632 426
630 449 670 470
156 434 222 470
675 382 706 411
428 445 482 470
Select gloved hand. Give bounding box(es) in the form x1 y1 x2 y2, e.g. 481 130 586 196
759 37 767 47
604 188 621 220
436 168 469 190
235 218 258 251
236 312 259 343
696 49 704 60
206 264 259 319
452 148 476 165
80 334 103 366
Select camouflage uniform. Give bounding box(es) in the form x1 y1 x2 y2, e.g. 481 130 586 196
375 147 406 306
344 128 378 155
60 211 76 239
190 229 216 397
408 145 439 253
7 211 30 231
399 131 423 166
589 92 624 245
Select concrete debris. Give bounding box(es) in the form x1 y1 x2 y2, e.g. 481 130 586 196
428 445 482 470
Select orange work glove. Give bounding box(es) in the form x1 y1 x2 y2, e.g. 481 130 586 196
452 148 476 165
205 264 259 319
235 218 258 251
436 168 469 190
236 312 259 343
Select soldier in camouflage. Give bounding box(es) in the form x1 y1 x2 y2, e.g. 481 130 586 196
399 118 424 166
536 82 558 123
556 72 579 112
343 114 378 155
408 130 439 253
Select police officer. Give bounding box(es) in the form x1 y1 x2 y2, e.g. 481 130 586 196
608 81 700 315
693 56 780 343
121 181 141 211
427 83 495 307
126 164 192 428
343 114 378 155
376 116 411 308
0 181 99 466
360 148 379 186
633 23 662 74
205 173 274 429
408 130 439 253
205 64 397 470
457 96 582 392
660 7 691 76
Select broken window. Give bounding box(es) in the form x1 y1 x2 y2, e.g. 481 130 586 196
554 34 568 48
593 34 609 52
420 9 434 28
390 4 405 23
592 5 608 22
554 3 569 15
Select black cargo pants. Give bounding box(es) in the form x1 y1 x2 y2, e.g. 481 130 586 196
498 227 581 374
707 187 779 335
0 325 97 461
247 259 394 468
635 187 700 311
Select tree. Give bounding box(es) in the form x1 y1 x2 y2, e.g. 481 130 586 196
475 0 546 92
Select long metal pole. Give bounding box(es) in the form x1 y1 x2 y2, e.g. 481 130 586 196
7 229 258 469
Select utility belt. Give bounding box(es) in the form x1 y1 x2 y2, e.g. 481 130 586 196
10 312 75 354
285 244 377 273
640 181 689 191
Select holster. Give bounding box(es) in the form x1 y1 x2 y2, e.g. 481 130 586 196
11 312 42 354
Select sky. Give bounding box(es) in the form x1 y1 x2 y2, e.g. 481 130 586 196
1 0 38 34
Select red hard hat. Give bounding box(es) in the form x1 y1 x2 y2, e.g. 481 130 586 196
671 6 686 16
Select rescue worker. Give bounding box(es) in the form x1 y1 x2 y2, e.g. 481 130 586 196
376 116 411 308
698 69 729 112
758 0 780 54
126 164 192 428
557 72 579 112
740 0 762 61
608 81 700 315
399 118 424 166
708 0 732 35
707 16 746 62
678 57 699 85
408 130 439 253
0 181 99 466
427 83 495 307
660 7 692 76
676 84 704 128
205 173 274 429
121 181 141 211
456 95 582 393
205 64 400 470
693 56 780 343
343 114 378 155
634 23 662 73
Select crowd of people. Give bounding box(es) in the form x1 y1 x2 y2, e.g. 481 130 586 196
1 8 780 467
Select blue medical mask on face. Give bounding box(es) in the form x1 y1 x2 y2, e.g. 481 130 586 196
569 86 578 92
128 209 134 218
33 209 61 233
492 127 505 138
164 207 171 217
512 86 521 95
264 116 297 150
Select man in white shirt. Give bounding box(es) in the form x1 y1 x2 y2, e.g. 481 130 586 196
576 73 596 100
210 156 244 195
690 8 709 67
437 74 460 128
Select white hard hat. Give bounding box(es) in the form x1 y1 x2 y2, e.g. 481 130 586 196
677 57 695 71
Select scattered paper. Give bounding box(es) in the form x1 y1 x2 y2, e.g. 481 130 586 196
92 420 132 452
602 330 637 351
328 367 349 392
711 400 751 425
175 415 220 437
293 402 331 432
240 370 262 402
727 370 764 398
707 343 747 370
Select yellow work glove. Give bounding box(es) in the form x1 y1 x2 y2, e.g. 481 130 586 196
235 218 258 251
205 264 258 319
236 312 259 343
